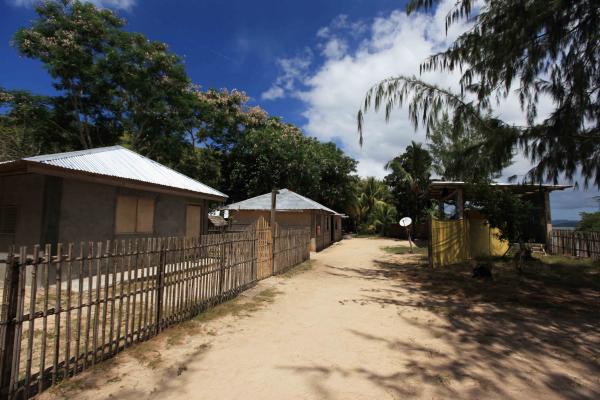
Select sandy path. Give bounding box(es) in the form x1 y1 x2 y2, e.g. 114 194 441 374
42 237 600 400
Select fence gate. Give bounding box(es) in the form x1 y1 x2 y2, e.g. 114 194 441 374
250 217 273 279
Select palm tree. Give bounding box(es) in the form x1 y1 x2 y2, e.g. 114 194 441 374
360 177 389 214
384 141 432 224
368 202 398 234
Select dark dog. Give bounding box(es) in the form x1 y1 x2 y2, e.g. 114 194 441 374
472 262 493 281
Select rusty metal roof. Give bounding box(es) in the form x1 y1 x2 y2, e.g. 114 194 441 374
5 146 227 199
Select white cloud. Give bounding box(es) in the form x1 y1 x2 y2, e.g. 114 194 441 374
321 38 348 60
262 0 599 218
297 2 469 178
9 0 136 10
261 86 285 101
261 50 312 101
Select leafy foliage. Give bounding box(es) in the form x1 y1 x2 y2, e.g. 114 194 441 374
428 114 513 181
367 202 398 234
576 212 600 233
349 177 396 234
226 118 358 213
2 0 359 220
359 0 600 188
0 89 64 160
466 184 535 243
384 141 432 225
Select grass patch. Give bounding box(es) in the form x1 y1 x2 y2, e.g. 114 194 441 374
281 261 313 278
194 288 282 323
382 245 427 255
164 320 202 347
128 341 162 369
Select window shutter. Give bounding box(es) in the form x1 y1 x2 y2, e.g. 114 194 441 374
115 196 137 234
136 197 155 233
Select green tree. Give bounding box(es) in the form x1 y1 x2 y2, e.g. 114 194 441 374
466 184 535 244
13 0 196 167
367 202 398 235
384 141 432 225
359 0 600 188
227 119 358 213
428 114 513 181
576 212 600 232
350 177 395 233
0 89 65 160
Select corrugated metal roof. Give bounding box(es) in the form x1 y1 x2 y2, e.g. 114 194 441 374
222 189 341 214
14 146 227 199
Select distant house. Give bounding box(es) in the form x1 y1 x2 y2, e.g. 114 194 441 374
427 181 571 266
222 189 344 252
0 146 227 251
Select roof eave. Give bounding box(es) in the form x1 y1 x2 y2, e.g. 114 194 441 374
20 161 228 201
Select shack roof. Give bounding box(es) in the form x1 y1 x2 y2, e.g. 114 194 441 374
208 215 228 227
0 145 227 201
222 189 342 215
429 180 571 198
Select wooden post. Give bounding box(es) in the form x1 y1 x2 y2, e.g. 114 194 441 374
427 216 434 268
0 249 19 397
155 239 166 334
270 189 278 275
456 189 464 220
438 199 444 220
218 236 226 297
543 189 552 252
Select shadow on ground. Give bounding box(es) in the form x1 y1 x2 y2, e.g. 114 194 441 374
298 256 600 399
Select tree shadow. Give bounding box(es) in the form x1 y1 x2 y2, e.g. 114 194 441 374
289 257 600 399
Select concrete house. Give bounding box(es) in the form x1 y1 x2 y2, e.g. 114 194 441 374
0 146 227 251
222 189 344 252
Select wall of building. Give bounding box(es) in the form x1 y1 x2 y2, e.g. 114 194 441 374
59 179 206 243
0 173 45 251
1 173 209 251
229 209 342 252
230 210 311 229
333 216 343 242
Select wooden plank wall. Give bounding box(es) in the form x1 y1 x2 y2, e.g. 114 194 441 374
0 221 310 399
550 229 600 260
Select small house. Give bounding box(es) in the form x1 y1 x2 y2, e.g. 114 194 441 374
222 189 344 251
427 181 570 266
0 146 227 252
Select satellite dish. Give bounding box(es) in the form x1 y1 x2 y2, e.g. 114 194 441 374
399 217 412 227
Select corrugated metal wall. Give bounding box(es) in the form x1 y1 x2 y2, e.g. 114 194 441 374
429 217 509 267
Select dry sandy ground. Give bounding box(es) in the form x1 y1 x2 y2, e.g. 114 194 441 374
41 237 600 400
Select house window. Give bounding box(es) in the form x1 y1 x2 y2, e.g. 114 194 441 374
115 195 155 234
0 206 17 234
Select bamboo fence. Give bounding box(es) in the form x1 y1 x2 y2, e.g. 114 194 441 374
0 220 310 399
550 229 600 260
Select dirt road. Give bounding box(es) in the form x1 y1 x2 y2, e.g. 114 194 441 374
43 237 600 400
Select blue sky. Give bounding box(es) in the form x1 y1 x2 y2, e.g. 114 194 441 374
1 0 597 219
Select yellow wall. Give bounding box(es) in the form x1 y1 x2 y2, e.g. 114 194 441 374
430 217 509 267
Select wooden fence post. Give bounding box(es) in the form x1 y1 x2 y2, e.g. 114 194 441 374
427 216 434 268
251 229 257 281
218 235 226 297
155 239 166 334
0 248 20 397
